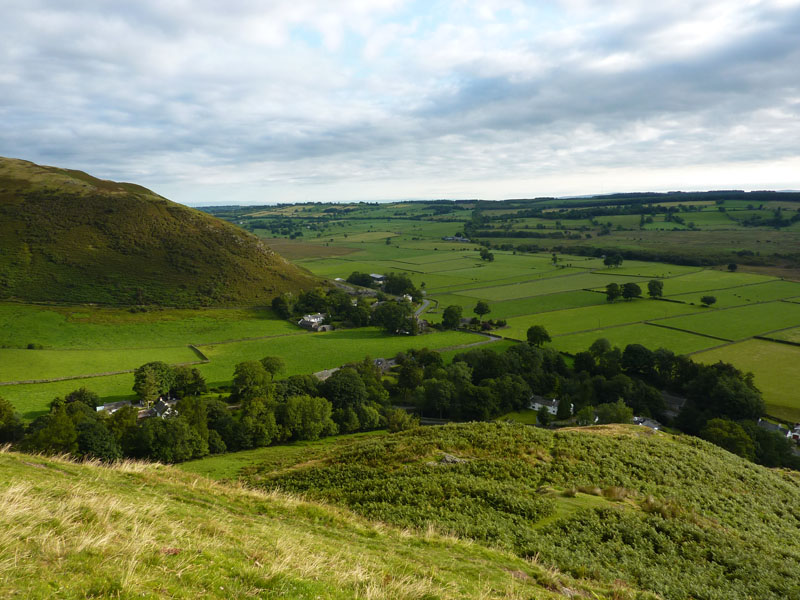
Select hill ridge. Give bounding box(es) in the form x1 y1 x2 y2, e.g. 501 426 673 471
0 156 316 306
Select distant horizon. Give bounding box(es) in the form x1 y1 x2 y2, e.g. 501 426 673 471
184 188 800 208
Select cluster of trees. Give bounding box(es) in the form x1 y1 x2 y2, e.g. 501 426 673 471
133 362 207 404
4 354 413 464
604 279 665 302
272 288 371 327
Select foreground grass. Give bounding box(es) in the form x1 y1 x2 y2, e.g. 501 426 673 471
0 447 634 600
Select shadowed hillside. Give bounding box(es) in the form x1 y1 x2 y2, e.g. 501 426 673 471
0 157 316 306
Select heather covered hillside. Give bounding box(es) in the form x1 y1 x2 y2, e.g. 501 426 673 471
0 157 315 306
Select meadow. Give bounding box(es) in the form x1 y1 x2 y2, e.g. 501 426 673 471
501 298 703 340
657 301 800 341
6 194 800 425
1 325 487 419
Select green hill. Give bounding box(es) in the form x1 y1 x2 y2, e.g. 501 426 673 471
0 446 636 599
5 423 800 598
243 422 800 600
0 157 316 306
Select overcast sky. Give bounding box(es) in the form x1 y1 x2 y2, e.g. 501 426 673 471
2 1 799 205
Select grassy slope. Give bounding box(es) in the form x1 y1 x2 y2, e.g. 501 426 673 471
0 448 637 600
0 157 315 306
246 422 800 600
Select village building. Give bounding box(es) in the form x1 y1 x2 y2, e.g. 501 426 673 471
298 313 327 331
529 395 571 416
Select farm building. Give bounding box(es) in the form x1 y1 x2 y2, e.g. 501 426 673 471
370 274 386 283
298 313 327 330
529 395 571 415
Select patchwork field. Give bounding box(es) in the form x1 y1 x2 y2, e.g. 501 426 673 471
501 299 702 339
656 301 800 341
550 323 722 356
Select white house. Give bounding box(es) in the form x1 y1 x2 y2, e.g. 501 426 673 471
529 395 571 416
298 313 326 330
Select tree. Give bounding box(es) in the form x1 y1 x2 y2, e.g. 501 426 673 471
260 356 286 381
603 253 623 268
232 361 270 401
0 397 24 443
605 283 621 302
596 400 633 424
701 295 717 307
537 406 552 426
442 305 463 330
271 295 291 318
700 418 756 461
728 263 738 272
383 272 416 296
372 301 413 334
23 408 78 455
280 395 337 441
622 282 642 300
64 387 100 409
556 396 572 420
346 271 374 287
76 420 122 462
321 368 368 410
480 248 495 262
647 279 663 299
526 325 551 347
386 408 419 432
172 366 207 398
474 301 491 320
133 362 175 404
576 405 595 425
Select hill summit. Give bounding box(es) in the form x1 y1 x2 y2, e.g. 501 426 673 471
0 157 315 306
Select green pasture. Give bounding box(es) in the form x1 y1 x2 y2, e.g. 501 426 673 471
0 346 198 383
551 323 721 356
496 409 538 425
458 272 650 301
0 303 299 350
769 326 800 343
502 298 702 340
667 280 800 308
427 290 604 322
657 301 800 341
693 339 800 422
178 430 387 480
1 328 488 420
196 327 486 385
605 263 701 278
657 269 776 296
437 339 518 363
1 373 135 420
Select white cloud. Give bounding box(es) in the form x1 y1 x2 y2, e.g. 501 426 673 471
0 0 798 203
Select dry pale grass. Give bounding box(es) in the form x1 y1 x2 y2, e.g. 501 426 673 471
0 452 622 600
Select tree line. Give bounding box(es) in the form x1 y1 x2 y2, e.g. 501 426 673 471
1 336 795 469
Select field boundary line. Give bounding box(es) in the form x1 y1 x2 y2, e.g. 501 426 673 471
644 322 734 342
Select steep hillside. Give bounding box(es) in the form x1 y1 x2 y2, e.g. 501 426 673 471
247 423 800 600
0 447 639 600
0 157 316 306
